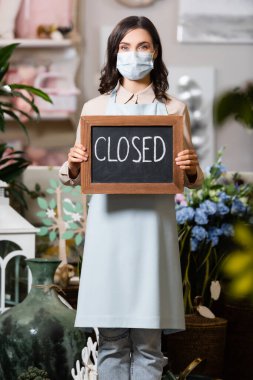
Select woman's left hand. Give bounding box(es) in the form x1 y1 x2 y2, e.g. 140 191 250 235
175 149 199 177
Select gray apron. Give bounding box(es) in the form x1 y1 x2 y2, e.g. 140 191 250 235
75 89 185 334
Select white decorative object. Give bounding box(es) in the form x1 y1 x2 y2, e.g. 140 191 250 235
197 305 215 319
210 280 221 301
178 0 253 44
168 66 215 169
71 328 99 380
0 180 37 314
34 71 80 113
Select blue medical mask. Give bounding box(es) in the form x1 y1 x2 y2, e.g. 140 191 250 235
116 51 154 80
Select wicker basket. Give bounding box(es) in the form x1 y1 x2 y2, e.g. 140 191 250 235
164 314 227 378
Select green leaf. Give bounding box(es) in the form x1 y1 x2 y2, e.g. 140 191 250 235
10 84 52 103
75 233 83 246
11 90 40 115
37 197 48 210
49 198 56 209
49 179 58 189
0 43 19 68
69 222 79 229
75 202 83 213
37 211 47 217
0 62 9 81
46 188 55 194
63 201 75 212
2 109 29 140
0 143 7 154
2 102 34 122
0 110 4 132
62 186 72 193
0 153 29 182
42 218 53 226
49 231 57 242
63 215 72 221
75 185 81 192
62 231 75 240
37 226 49 236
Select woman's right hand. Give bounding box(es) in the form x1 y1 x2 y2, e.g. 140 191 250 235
67 143 89 179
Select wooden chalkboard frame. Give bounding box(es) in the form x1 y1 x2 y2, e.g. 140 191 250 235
81 115 184 194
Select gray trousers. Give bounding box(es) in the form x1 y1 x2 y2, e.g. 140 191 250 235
97 328 164 380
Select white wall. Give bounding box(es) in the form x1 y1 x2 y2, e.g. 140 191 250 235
78 0 253 172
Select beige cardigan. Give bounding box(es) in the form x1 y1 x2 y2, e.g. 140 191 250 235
59 83 204 189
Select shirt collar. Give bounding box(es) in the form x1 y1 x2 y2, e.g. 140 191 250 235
114 82 156 104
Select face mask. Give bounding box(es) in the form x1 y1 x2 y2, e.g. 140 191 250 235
116 51 154 80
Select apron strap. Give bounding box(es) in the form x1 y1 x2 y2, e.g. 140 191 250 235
109 87 169 115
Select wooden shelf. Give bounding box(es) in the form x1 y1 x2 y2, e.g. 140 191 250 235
5 112 75 121
0 36 81 48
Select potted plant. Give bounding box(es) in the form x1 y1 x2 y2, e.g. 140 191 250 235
164 150 253 379
0 43 52 209
175 149 253 313
214 81 253 130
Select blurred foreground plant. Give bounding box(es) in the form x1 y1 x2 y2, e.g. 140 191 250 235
0 43 52 210
222 224 253 301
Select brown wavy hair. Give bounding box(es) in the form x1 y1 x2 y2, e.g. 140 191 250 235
98 16 169 102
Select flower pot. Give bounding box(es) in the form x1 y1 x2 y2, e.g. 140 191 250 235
0 258 86 380
63 283 79 309
164 314 227 378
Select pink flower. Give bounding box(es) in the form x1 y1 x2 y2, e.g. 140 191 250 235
175 193 187 206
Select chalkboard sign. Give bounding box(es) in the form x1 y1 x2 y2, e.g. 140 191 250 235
81 116 184 194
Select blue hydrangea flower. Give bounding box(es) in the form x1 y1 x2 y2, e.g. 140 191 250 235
207 227 222 247
216 164 227 176
194 208 208 225
231 198 246 215
220 223 234 237
206 163 227 177
176 206 195 225
200 200 217 215
216 202 230 215
218 191 231 202
191 226 208 241
190 237 199 251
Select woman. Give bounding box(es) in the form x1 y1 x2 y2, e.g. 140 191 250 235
59 16 204 380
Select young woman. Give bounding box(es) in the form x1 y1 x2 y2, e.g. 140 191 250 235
59 16 203 380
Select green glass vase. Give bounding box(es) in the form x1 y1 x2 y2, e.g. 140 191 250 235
0 258 86 380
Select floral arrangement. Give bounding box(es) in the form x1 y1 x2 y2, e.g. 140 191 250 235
36 179 87 266
176 149 253 313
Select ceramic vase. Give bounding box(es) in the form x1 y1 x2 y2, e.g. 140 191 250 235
0 258 86 380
